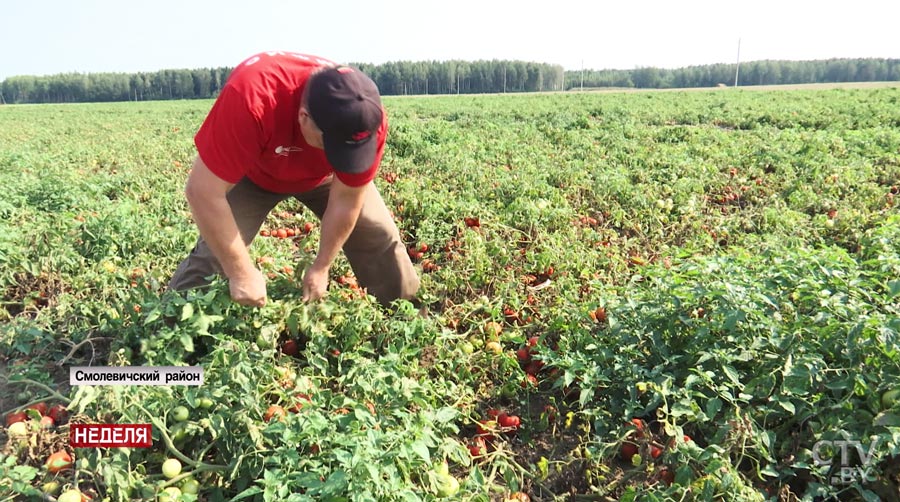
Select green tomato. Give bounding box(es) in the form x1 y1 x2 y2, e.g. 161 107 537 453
500 382 517 399
162 458 182 479
171 406 189 422
58 490 83 502
7 421 28 437
255 333 274 349
197 397 214 410
181 478 200 495
158 486 181 502
434 473 460 498
882 389 900 409
459 341 474 355
41 481 61 495
170 422 188 444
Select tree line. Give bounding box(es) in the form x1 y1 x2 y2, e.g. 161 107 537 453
0 60 565 104
1 58 897 104
569 58 900 89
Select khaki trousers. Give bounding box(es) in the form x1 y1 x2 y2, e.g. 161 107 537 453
168 177 420 306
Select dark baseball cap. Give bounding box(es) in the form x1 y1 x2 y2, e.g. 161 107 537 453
306 66 383 174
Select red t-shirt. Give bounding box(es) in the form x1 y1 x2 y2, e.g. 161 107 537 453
194 51 387 193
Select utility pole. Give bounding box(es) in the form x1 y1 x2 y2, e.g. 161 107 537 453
734 38 742 87
580 59 585 91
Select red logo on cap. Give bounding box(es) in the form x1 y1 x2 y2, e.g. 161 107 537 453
351 131 371 141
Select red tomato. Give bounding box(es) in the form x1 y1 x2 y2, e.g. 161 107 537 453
485 409 501 419
275 229 288 239
659 467 675 485
40 416 55 429
6 411 27 426
264 405 286 422
592 306 608 323
520 374 538 388
630 418 647 438
516 348 531 362
289 394 313 413
302 222 314 233
475 419 497 437
281 339 300 357
543 404 557 423
46 450 74 473
650 444 663 459
260 229 270 237
527 336 539 347
524 360 544 376
498 413 521 429
620 441 639 461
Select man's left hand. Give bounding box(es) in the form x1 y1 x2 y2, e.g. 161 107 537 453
302 262 330 302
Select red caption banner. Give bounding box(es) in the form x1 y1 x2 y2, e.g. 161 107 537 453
70 424 152 448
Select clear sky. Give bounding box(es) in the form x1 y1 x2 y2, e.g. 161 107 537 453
1 0 898 81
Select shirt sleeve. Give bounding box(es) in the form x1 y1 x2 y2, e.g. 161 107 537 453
194 86 264 184
333 110 387 187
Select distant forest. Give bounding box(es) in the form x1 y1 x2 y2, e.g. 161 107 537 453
1 58 897 104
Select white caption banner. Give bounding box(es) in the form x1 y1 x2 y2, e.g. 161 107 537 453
70 366 204 386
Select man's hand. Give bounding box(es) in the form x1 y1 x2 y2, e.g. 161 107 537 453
302 178 368 302
229 267 267 307
302 262 329 302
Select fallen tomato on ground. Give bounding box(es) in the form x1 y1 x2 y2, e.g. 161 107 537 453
46 450 74 473
264 405 287 422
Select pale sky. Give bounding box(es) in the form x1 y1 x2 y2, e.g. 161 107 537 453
1 0 898 81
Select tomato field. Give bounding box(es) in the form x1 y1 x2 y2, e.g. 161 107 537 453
1 87 899 501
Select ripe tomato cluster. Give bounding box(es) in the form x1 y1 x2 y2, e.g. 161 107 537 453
468 408 523 458
264 393 314 422
5 404 75 480
407 242 441 272
259 222 315 239
6 402 68 428
516 336 544 386
620 417 693 486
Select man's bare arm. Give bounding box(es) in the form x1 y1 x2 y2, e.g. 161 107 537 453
184 156 266 306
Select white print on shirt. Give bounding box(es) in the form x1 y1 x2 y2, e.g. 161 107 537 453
244 52 336 67
275 146 302 156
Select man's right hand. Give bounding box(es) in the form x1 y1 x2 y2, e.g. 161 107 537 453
185 156 264 307
229 267 267 307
